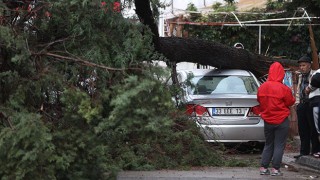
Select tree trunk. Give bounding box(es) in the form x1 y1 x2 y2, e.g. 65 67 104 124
308 24 319 70
159 37 299 77
134 0 159 49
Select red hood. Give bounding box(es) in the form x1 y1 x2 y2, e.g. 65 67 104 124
267 62 284 83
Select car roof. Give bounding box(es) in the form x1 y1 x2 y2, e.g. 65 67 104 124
177 69 253 76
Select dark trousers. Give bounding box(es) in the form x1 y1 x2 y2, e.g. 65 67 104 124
261 118 289 170
297 102 320 154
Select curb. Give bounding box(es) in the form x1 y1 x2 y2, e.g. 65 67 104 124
296 156 320 171
283 153 320 174
286 136 320 174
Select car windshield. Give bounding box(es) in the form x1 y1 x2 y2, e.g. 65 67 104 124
187 75 258 95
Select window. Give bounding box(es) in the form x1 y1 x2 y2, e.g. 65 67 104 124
188 75 258 95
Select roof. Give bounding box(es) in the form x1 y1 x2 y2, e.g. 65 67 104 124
236 0 268 11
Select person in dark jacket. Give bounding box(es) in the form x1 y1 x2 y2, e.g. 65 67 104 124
305 68 320 157
254 62 295 176
294 56 320 159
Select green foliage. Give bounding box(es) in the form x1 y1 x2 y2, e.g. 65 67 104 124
0 0 224 179
186 2 320 60
224 0 235 5
212 2 223 10
186 3 198 11
214 3 236 12
95 73 223 170
285 0 320 16
0 113 55 180
266 0 284 11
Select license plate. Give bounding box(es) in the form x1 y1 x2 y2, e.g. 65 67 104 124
212 108 248 116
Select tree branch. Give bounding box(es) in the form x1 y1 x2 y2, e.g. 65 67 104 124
36 52 142 72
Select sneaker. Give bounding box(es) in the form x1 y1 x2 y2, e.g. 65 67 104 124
313 152 320 158
271 168 283 176
259 167 270 175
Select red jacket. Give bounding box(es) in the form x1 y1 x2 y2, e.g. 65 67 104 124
254 62 295 124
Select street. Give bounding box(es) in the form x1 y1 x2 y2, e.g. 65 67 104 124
117 167 319 179
117 143 320 180
117 162 320 180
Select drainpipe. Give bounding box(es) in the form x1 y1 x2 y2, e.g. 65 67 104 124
259 25 261 54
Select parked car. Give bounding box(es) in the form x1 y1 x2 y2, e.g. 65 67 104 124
177 69 265 143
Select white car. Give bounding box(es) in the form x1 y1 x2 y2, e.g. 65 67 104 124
177 69 265 143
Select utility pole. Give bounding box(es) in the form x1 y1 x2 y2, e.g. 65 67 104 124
171 0 173 14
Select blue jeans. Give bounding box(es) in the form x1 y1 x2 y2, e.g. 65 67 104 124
261 118 289 170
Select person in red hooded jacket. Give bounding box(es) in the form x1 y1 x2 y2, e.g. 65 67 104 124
254 62 295 176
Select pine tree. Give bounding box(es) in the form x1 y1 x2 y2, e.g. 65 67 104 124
0 1 222 179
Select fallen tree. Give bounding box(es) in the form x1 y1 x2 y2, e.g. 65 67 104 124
159 37 300 77
135 0 301 77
